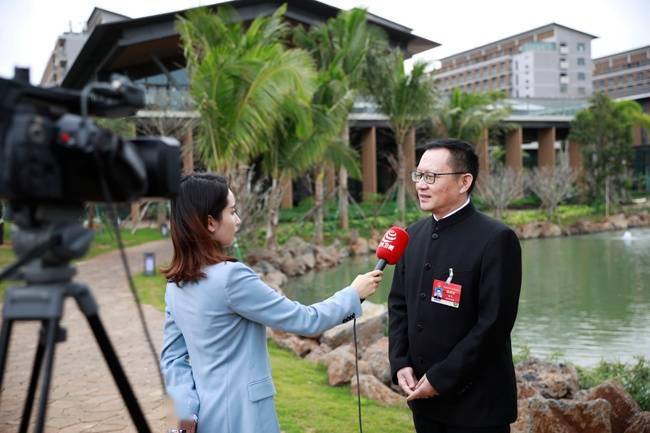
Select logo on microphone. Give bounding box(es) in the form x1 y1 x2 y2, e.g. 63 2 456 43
379 230 398 251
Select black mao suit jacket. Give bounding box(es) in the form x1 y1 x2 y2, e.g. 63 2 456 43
388 202 522 427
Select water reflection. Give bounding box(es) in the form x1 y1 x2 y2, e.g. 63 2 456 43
283 228 650 366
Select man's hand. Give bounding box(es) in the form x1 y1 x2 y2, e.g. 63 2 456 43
396 367 417 396
406 374 438 401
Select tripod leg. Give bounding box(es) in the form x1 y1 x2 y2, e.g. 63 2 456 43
33 318 58 433
0 317 13 389
86 314 151 433
19 322 48 433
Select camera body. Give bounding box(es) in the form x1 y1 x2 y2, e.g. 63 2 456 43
0 69 180 205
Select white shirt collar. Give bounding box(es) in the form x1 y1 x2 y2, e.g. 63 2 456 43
433 197 471 222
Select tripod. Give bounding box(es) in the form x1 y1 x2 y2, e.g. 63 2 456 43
0 206 152 433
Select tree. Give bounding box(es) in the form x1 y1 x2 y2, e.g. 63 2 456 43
525 154 577 220
430 88 511 143
569 92 650 214
177 5 316 172
476 160 522 219
366 50 436 225
293 8 369 240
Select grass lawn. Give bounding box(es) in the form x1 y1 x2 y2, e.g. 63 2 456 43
134 272 415 432
0 226 165 297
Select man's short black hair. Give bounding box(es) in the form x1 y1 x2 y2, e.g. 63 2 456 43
419 138 479 194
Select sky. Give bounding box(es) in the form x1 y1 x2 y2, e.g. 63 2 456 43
0 0 649 84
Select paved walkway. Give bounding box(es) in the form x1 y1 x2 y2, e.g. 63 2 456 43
0 240 174 433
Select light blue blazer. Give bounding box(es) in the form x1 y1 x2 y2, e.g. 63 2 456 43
160 261 362 433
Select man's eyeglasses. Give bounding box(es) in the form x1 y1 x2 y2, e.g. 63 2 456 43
411 170 465 185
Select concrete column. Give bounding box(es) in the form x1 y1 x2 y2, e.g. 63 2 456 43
181 128 194 175
537 127 556 168
505 128 523 174
568 140 582 171
476 128 490 177
361 127 377 201
280 176 293 209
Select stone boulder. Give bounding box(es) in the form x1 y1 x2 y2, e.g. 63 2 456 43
351 374 406 407
350 237 371 256
246 249 277 266
627 213 650 228
625 412 650 433
294 252 316 271
261 270 288 290
322 344 356 386
268 330 318 357
515 358 579 399
519 221 563 239
304 342 332 364
511 397 612 433
362 337 391 385
320 301 387 350
607 214 629 230
283 236 315 257
583 380 640 433
313 245 343 270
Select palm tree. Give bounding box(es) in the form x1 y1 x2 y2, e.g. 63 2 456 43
367 49 436 225
177 5 316 172
431 88 511 143
294 8 371 238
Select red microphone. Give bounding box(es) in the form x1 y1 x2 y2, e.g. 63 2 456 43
374 226 409 271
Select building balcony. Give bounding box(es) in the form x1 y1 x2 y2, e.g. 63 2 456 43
140 84 195 113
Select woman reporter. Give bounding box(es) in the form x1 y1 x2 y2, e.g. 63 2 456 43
160 173 382 433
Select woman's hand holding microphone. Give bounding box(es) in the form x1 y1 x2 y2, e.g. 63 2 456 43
351 270 383 300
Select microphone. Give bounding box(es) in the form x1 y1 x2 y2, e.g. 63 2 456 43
374 226 409 270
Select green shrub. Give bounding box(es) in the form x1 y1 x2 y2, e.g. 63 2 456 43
576 357 650 410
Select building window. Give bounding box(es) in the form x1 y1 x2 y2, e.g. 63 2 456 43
560 84 568 93
577 57 586 66
560 72 569 84
560 58 569 69
578 87 586 95
578 72 586 80
559 42 569 54
577 42 586 52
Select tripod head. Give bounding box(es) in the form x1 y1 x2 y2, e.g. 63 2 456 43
5 203 92 285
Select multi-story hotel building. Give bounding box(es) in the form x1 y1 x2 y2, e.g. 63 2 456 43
435 23 596 99
593 45 650 99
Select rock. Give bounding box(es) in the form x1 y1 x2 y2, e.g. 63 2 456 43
304 343 332 364
314 245 343 269
323 345 356 385
295 252 316 270
350 374 406 407
540 221 562 238
283 236 314 257
625 412 650 433
268 330 318 357
350 237 370 256
362 337 391 385
515 358 579 399
607 214 629 230
511 397 612 433
583 380 639 433
517 382 541 400
251 260 278 274
261 270 288 289
246 249 277 266
278 255 305 277
320 302 387 350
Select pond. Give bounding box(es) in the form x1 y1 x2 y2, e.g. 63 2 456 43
283 228 650 366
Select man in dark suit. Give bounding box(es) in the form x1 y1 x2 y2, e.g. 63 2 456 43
388 139 522 433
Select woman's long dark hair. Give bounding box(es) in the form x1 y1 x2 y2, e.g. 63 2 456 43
162 173 236 285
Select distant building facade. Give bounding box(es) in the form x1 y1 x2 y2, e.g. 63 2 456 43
435 23 596 99
40 8 129 86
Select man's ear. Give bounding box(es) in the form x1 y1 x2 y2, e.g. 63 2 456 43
459 174 474 194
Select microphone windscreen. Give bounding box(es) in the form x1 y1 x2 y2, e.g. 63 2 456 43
376 226 409 265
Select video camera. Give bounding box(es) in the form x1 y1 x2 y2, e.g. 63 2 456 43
0 68 180 205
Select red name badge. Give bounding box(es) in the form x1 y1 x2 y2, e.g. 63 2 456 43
432 279 462 308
